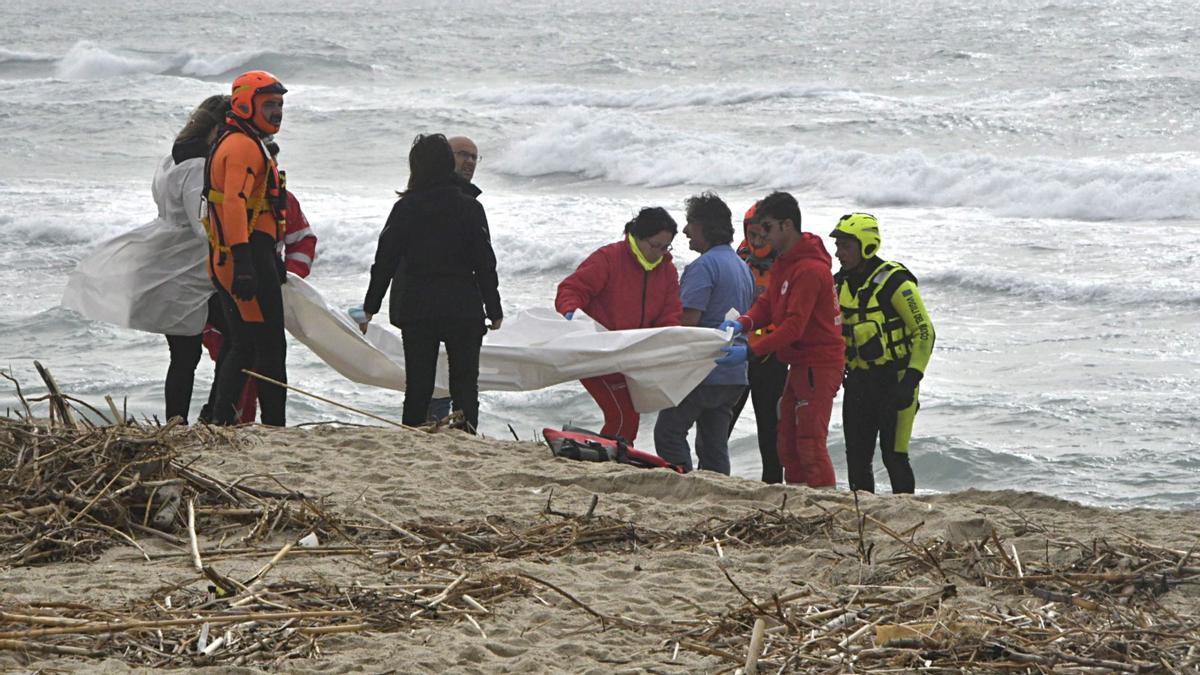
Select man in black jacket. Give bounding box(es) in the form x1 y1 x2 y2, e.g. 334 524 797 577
427 136 486 422
448 136 481 196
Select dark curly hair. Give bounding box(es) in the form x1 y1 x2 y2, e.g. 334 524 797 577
684 191 734 245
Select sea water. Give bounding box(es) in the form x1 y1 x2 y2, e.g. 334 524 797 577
1 0 1197 508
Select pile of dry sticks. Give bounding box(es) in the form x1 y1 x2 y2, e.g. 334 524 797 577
4 365 1197 671
650 502 1200 674
0 569 531 667
0 369 337 568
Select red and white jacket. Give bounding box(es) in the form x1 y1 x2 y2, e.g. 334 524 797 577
736 233 843 369
281 192 318 277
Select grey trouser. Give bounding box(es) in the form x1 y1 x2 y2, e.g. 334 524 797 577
653 384 747 474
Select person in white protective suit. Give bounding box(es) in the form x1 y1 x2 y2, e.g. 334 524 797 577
62 94 230 423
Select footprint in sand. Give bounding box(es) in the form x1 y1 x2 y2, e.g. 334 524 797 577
458 644 488 663
484 641 528 658
553 642 586 657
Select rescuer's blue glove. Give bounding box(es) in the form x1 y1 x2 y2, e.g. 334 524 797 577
718 318 744 337
715 344 749 366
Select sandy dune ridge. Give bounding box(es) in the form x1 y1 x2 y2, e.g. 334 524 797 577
3 424 1199 673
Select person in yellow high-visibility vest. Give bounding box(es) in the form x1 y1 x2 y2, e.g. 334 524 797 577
830 213 935 494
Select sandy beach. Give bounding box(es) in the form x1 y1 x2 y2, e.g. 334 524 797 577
2 420 1198 673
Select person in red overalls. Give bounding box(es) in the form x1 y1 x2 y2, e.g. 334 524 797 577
727 202 791 483
555 207 682 442
717 192 844 488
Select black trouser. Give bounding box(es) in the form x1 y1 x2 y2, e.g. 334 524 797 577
401 317 485 432
212 232 287 426
164 293 223 423
164 333 202 422
728 353 790 483
843 365 916 494
197 288 232 424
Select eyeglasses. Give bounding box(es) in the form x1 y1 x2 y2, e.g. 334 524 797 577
758 218 781 233
454 150 480 162
641 240 672 253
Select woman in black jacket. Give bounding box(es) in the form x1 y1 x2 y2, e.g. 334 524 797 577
360 134 502 432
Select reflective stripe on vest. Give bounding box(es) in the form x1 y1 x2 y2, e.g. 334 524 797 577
836 260 912 369
201 177 272 255
199 125 285 263
205 189 270 211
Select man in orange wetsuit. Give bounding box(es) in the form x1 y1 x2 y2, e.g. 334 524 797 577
716 192 844 488
204 70 289 426
201 140 317 424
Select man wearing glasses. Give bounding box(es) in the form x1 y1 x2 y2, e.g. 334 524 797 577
717 192 844 488
449 136 481 199
427 135 485 423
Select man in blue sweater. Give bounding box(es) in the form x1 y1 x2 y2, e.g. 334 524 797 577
654 192 755 474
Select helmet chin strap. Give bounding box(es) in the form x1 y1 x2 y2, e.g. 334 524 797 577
251 111 280 135
226 115 273 141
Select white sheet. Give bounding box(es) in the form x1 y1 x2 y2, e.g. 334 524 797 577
281 275 731 413
61 218 212 336
61 154 212 336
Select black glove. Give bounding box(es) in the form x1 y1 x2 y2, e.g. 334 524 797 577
275 255 288 284
229 243 258 301
893 369 923 410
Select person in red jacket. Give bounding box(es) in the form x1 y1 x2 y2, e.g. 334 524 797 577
727 202 790 484
281 196 318 275
199 141 318 424
717 192 843 488
556 207 683 442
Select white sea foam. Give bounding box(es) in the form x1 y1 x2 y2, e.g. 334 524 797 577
50 41 354 81
494 110 1200 221
0 47 56 63
55 41 163 79
465 83 841 110
922 269 1200 307
176 50 271 78
54 41 272 80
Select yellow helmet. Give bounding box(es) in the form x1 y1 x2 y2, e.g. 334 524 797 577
830 212 881 258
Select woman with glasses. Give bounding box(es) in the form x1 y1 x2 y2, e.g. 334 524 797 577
555 207 682 442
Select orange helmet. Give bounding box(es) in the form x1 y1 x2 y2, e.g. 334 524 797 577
743 203 758 225
230 70 287 135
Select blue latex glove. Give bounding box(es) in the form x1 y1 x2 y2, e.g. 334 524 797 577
563 310 575 321
349 305 371 334
718 318 744 336
715 344 749 366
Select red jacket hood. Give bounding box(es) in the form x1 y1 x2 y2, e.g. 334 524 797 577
738 231 843 368
778 232 831 268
